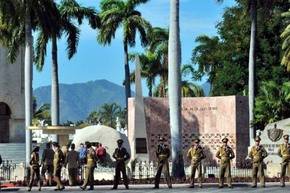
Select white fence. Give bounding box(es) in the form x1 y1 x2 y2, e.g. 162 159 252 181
0 161 255 182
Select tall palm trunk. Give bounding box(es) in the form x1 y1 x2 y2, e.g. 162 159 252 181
248 0 256 145
168 0 185 178
124 38 131 123
51 35 59 141
25 3 33 165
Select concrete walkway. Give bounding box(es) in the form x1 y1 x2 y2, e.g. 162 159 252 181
3 183 290 193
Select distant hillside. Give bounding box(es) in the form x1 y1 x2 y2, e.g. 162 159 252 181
34 79 127 123
34 79 211 123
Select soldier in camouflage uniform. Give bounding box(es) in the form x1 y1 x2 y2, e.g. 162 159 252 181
80 142 96 190
278 134 290 187
28 146 42 191
154 137 172 189
187 137 206 188
52 142 65 191
248 136 268 188
216 137 235 188
112 139 130 190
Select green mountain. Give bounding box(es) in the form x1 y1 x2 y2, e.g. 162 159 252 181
34 79 211 123
33 79 127 123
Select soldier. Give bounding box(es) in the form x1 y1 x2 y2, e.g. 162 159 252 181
154 137 172 189
41 142 54 186
278 134 290 187
112 139 130 190
66 143 79 186
80 142 96 190
187 137 206 188
28 146 42 191
248 136 268 188
216 137 235 188
52 142 65 191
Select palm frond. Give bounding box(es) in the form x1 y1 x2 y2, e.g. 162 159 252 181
34 30 49 71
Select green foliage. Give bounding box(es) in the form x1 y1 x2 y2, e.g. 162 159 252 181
0 0 60 63
129 51 162 96
152 65 205 97
34 0 99 70
192 0 289 97
97 0 151 47
181 65 205 97
32 103 51 126
87 103 125 128
253 81 290 130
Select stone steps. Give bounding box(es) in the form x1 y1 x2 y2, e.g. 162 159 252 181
0 143 26 164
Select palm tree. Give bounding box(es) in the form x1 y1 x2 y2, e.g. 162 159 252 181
32 104 51 126
34 0 98 133
168 0 185 178
129 51 162 97
181 65 204 97
152 65 205 97
149 27 169 96
87 111 100 125
97 0 151 112
98 103 122 128
281 8 290 70
0 0 60 165
191 35 221 92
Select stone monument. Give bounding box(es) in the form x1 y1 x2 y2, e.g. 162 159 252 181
259 118 290 177
128 96 250 166
128 56 148 162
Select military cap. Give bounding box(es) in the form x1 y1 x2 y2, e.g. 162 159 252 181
222 137 228 143
283 134 289 140
255 136 261 142
117 139 124 144
158 137 165 142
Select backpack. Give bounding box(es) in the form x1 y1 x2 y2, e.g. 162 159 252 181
96 147 106 158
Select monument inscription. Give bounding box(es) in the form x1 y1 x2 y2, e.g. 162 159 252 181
259 119 290 176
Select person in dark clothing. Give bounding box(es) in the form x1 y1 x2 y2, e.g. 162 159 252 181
66 143 79 186
28 146 42 191
41 142 54 186
112 139 130 190
153 137 172 189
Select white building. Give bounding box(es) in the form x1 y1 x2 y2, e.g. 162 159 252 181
0 46 25 143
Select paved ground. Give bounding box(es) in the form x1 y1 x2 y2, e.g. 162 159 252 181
2 183 290 193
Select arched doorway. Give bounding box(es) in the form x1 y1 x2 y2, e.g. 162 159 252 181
0 102 11 143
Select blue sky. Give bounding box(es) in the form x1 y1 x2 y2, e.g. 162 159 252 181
33 0 236 95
